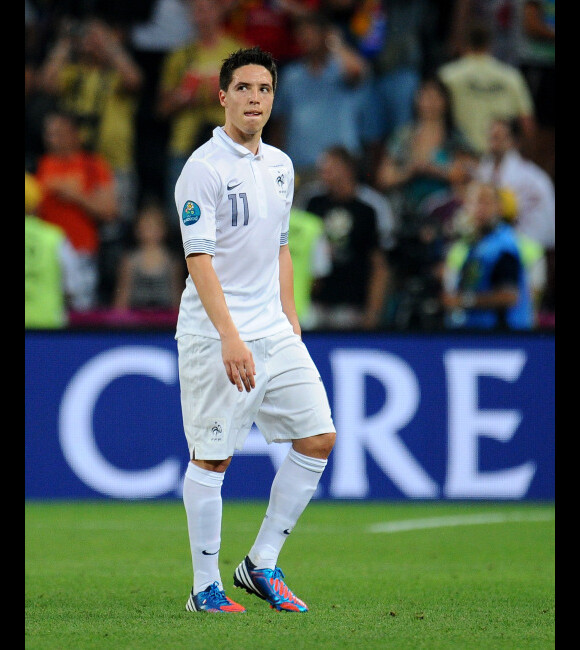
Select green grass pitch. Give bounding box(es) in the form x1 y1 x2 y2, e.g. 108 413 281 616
25 500 554 649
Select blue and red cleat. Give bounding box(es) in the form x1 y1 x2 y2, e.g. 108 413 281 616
186 581 246 613
233 556 309 612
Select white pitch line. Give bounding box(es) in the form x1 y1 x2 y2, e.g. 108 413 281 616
368 511 555 534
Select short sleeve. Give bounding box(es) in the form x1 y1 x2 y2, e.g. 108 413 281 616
174 158 221 258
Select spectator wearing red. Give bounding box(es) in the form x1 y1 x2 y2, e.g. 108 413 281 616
36 110 118 310
224 1 319 69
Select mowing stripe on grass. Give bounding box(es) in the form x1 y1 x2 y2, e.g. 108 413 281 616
368 510 555 534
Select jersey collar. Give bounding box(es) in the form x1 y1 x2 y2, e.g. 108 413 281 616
213 126 264 160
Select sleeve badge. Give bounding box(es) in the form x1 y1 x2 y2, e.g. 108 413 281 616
182 200 201 225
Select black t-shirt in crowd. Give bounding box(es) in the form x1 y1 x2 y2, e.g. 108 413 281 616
305 193 381 307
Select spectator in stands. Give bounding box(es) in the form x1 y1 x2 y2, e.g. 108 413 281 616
25 0 58 173
373 76 476 329
474 117 555 314
375 76 474 238
35 110 119 311
349 0 440 178
37 16 144 305
318 0 385 56
441 180 533 330
224 0 318 70
268 11 370 187
498 187 547 326
294 143 397 325
26 59 56 175
445 0 522 66
413 145 480 248
287 205 332 331
131 0 196 52
303 146 390 330
113 198 185 312
437 19 536 158
156 0 247 244
295 145 397 256
25 171 83 329
516 0 555 181
37 16 143 224
444 185 548 328
130 0 198 209
475 117 554 250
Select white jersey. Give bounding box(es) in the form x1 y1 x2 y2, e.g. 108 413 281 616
175 126 294 340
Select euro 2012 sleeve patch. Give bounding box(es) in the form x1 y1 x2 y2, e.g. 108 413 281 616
182 200 201 226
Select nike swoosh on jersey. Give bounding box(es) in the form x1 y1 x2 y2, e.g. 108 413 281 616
202 549 219 555
227 181 243 190
283 529 292 535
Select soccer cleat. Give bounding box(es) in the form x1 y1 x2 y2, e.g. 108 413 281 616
233 556 309 612
185 581 246 613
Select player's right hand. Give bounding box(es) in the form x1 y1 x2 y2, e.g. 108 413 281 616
221 336 256 393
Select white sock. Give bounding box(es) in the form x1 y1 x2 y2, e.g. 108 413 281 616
183 463 224 595
248 448 327 569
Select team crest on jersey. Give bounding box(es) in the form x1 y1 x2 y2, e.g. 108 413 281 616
268 166 289 197
182 200 201 225
206 418 226 443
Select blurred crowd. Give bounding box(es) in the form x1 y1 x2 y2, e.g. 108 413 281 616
25 0 555 332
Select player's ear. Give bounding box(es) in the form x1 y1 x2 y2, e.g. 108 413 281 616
218 89 227 107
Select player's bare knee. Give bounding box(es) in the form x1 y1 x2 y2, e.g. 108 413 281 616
293 431 336 459
191 457 232 473
320 431 336 456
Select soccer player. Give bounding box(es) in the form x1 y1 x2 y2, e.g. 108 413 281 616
174 46 336 614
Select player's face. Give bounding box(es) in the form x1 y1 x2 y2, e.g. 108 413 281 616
219 64 274 139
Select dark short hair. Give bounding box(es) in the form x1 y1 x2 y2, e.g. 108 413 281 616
220 46 278 93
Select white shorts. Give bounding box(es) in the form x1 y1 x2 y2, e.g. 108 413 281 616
177 328 335 460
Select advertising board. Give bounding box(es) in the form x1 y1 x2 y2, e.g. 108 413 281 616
25 331 554 500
